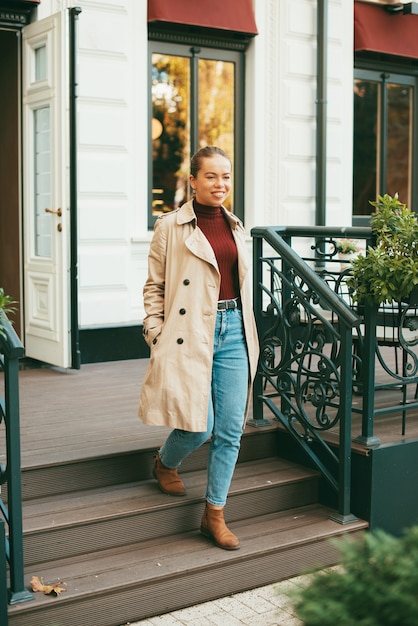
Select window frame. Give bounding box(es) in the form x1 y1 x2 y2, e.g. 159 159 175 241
353 57 418 226
147 38 245 228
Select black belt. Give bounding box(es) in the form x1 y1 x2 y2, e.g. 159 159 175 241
217 298 240 311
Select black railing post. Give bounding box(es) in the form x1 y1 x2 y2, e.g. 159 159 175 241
331 325 358 523
4 355 32 604
353 305 381 446
0 311 33 605
0 519 7 625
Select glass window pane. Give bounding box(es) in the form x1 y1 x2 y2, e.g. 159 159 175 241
353 79 379 216
34 106 51 257
198 59 235 211
149 43 242 225
386 83 412 206
35 45 46 82
151 53 190 215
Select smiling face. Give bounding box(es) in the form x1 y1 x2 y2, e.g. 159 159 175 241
189 155 232 207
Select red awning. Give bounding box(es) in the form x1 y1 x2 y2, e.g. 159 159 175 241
148 0 258 35
355 2 418 59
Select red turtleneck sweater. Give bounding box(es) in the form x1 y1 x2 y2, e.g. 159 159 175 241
193 200 239 301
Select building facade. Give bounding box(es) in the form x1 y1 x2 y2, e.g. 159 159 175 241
0 0 416 367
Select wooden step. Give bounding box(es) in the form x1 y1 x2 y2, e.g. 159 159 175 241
8 505 367 626
6 417 368 626
18 427 280 500
21 457 319 566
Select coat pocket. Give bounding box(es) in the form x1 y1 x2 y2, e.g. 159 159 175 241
143 322 163 348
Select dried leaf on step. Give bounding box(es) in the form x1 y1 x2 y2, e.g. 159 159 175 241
30 575 66 596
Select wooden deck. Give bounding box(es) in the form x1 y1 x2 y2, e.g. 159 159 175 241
2 350 418 470
1 359 167 468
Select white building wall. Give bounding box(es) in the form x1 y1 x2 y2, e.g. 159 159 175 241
32 0 354 329
246 0 354 230
326 0 354 226
74 0 149 327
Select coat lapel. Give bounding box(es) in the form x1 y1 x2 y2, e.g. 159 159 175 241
177 201 219 270
185 228 219 270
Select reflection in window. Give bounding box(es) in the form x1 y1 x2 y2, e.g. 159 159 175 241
151 52 235 216
353 79 378 216
198 59 234 209
34 106 51 257
152 54 190 215
387 84 412 204
353 77 413 216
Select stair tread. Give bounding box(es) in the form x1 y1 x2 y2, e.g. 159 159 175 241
22 457 319 532
10 504 367 614
20 421 280 469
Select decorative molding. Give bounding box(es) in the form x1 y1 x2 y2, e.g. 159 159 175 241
149 26 251 52
0 8 32 26
355 52 418 74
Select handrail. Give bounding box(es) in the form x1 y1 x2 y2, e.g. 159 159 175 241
251 225 371 523
253 226 361 327
252 225 371 238
0 310 33 608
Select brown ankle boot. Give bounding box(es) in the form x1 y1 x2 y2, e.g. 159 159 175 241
153 455 186 496
200 502 240 550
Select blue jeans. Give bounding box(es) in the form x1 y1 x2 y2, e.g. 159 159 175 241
159 309 249 506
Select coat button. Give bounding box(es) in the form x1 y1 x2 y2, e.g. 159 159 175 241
183 279 190 285
177 338 184 344
179 308 186 315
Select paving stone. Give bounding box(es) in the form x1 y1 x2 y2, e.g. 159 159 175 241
243 609 302 626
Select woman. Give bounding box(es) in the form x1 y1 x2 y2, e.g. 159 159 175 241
138 146 259 550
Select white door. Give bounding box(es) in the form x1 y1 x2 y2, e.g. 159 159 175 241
22 12 71 368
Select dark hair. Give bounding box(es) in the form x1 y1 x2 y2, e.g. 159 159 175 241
190 146 231 178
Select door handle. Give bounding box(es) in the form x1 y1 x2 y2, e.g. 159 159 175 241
45 207 62 217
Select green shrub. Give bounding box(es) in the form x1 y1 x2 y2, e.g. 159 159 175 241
292 526 418 626
348 194 418 305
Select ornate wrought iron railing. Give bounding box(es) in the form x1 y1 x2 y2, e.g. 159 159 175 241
0 310 33 612
251 225 373 523
352 293 418 444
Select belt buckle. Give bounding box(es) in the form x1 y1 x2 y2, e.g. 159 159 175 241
218 298 237 311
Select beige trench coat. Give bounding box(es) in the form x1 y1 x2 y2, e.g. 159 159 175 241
138 200 259 432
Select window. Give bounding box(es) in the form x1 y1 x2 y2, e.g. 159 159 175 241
353 68 417 224
34 44 47 82
148 41 244 226
34 105 51 257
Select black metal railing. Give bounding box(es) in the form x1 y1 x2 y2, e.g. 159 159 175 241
251 225 374 523
0 310 33 613
351 293 418 444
